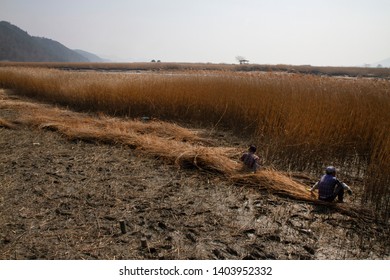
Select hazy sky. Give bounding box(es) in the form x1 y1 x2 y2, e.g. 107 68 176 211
1 0 389 65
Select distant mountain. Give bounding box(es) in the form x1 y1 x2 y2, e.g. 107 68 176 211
373 57 390 68
0 21 98 62
74 49 107 62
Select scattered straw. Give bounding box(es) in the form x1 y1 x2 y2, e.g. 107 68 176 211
0 118 17 129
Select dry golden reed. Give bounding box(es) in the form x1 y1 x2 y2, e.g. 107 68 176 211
0 66 389 219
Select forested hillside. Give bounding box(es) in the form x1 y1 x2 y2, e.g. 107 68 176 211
0 21 90 62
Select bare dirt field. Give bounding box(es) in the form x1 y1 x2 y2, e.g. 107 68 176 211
0 89 389 260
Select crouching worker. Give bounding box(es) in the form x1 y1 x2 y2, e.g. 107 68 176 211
310 166 353 203
240 145 260 172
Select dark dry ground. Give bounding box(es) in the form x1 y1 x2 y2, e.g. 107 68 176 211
0 93 389 260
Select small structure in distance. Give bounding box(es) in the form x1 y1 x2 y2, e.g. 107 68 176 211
236 56 249 64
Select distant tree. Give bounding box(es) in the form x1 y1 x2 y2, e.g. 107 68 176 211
235 56 249 64
236 56 245 63
151 59 156 63
377 64 383 68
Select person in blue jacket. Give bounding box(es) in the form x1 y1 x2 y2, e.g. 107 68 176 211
310 166 353 203
240 145 260 172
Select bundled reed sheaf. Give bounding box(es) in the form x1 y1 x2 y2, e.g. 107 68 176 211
232 169 313 201
9 98 239 175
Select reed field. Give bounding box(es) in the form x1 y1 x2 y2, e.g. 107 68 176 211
0 65 389 221
1 61 390 79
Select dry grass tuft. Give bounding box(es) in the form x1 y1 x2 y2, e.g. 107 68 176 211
232 169 313 201
0 118 17 129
